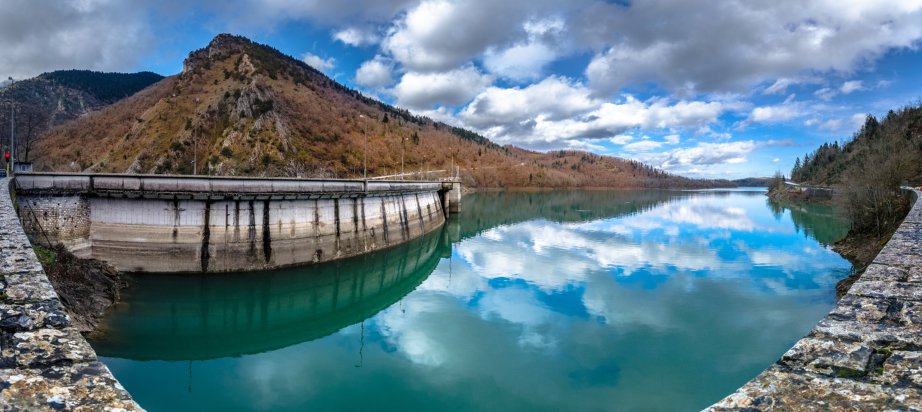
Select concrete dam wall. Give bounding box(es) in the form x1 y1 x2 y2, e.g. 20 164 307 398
13 173 458 273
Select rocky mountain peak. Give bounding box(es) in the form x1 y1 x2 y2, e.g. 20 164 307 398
207 33 252 53
183 33 254 73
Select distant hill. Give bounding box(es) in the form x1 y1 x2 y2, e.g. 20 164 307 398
1 70 164 162
732 177 772 187
33 34 731 189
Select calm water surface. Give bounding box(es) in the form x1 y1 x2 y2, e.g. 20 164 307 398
90 189 852 412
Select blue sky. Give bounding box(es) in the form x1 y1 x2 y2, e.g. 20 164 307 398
2 1 922 179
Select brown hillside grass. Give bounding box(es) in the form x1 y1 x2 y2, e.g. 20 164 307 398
34 34 730 189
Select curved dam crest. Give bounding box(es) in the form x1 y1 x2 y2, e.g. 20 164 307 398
13 173 460 273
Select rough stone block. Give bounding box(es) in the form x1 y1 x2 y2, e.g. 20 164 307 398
859 264 911 283
0 362 142 411
1 272 59 303
874 249 922 271
849 280 922 301
874 351 922 387
780 337 872 375
829 294 890 324
708 366 922 411
0 302 69 332
815 317 922 353
0 253 44 275
0 328 96 368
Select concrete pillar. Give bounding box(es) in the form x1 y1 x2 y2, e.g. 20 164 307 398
441 189 450 218
448 181 461 214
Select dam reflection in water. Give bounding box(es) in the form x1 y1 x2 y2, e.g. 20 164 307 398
92 189 852 412
90 224 452 360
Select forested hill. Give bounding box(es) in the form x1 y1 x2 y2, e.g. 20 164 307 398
37 70 164 102
33 34 732 189
732 177 772 187
791 103 922 237
0 70 164 162
792 105 922 186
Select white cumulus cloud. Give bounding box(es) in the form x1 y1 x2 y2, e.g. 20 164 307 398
355 56 395 88
650 140 759 170
393 66 493 109
585 1 922 94
840 80 863 94
458 77 725 148
301 52 335 73
333 27 381 46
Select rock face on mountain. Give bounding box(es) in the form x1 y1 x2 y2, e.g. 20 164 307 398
0 70 163 162
33 34 730 189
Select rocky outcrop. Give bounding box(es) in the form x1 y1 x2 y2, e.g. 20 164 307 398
708 190 922 411
0 178 141 411
41 245 126 333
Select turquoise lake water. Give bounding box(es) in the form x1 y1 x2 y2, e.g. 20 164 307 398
89 189 853 411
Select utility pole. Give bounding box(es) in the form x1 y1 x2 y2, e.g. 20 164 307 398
8 77 14 175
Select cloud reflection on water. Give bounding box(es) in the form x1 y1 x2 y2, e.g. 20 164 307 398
104 190 854 412
375 191 851 372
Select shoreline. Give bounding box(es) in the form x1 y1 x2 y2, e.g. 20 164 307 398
831 232 890 299
766 184 909 299
33 244 127 334
709 188 922 410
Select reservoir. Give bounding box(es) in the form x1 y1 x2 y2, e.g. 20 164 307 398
88 189 852 411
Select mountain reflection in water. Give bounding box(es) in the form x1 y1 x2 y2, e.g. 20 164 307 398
93 189 852 412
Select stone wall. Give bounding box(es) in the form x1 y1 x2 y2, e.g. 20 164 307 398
708 190 922 410
0 177 142 411
17 195 91 255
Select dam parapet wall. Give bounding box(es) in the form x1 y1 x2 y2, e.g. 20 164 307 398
0 177 142 410
13 173 457 273
708 190 922 410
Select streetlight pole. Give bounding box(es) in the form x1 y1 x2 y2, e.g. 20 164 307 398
360 114 367 179
8 77 14 174
193 124 198 175
401 137 407 180
193 98 199 175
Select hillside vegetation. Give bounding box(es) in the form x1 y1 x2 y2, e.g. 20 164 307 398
33 34 730 189
791 105 922 238
38 70 164 103
0 70 163 162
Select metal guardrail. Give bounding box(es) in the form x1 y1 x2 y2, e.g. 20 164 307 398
14 173 446 199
